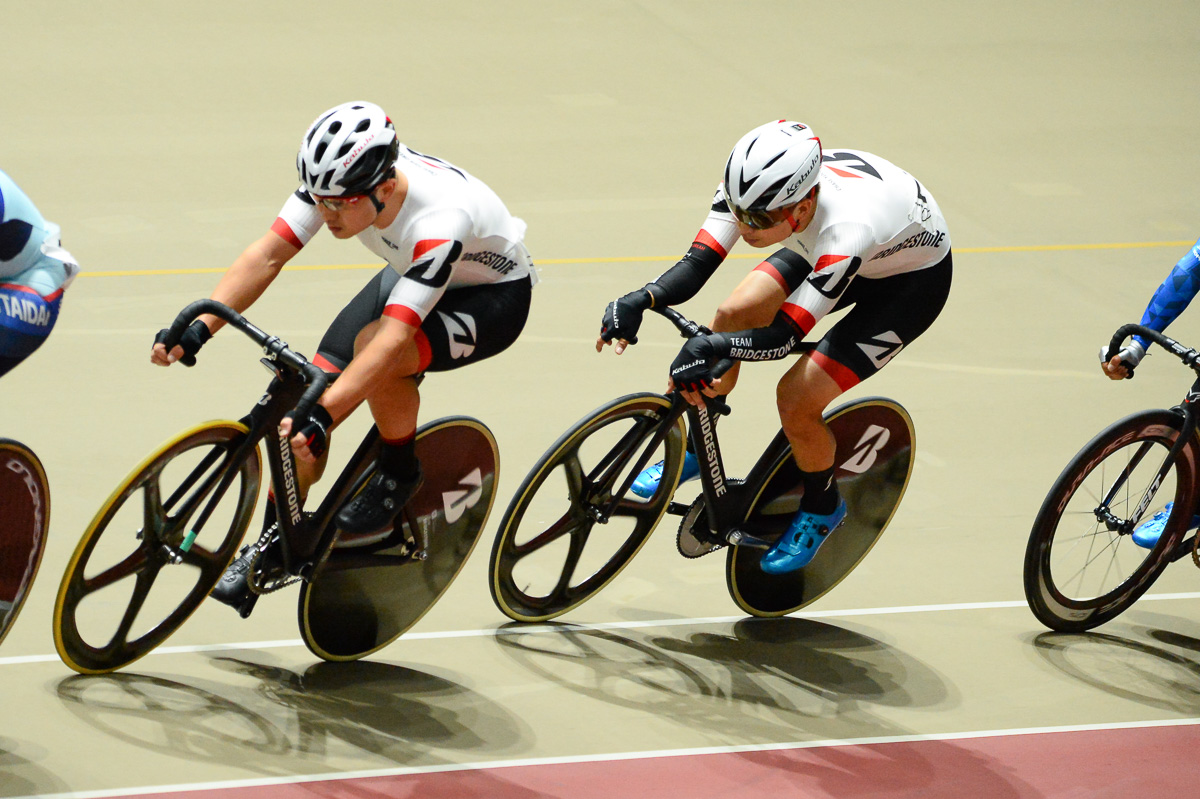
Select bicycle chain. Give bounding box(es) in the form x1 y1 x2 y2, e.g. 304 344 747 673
245 524 301 595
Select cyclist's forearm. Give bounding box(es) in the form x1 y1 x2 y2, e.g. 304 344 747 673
705 313 799 362
202 233 296 332
1134 244 1200 349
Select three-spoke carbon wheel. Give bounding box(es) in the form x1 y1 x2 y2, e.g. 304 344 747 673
1024 410 1199 632
490 393 685 621
54 422 261 673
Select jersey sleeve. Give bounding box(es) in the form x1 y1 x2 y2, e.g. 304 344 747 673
778 222 874 335
382 209 472 326
270 188 323 249
1133 238 1200 349
644 188 740 307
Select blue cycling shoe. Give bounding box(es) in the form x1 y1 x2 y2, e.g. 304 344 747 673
631 451 700 498
1132 502 1200 549
760 500 848 575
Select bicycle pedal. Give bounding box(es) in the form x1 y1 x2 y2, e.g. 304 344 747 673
726 529 772 550
235 592 259 619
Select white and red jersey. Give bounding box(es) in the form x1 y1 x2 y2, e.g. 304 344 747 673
695 149 950 336
272 146 534 326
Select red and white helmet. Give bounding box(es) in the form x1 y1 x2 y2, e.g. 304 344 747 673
297 101 399 196
722 120 822 214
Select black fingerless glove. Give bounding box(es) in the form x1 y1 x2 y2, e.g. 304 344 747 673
154 320 212 367
285 403 334 458
599 289 652 344
670 336 718 392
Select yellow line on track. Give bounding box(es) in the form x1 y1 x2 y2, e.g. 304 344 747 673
77 240 1193 278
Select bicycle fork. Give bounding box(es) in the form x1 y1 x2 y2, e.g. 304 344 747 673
1096 395 1199 538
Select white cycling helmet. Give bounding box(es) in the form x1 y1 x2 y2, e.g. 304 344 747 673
723 120 822 215
297 101 399 197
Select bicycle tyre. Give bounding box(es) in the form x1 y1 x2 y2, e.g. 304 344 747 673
1023 409 1199 632
726 397 915 617
490 393 686 622
54 421 261 673
299 417 499 661
0 439 51 648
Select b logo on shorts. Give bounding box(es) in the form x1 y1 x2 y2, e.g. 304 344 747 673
858 330 903 368
437 310 477 359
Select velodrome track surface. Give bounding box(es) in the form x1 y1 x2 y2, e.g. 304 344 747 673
3 2 1200 796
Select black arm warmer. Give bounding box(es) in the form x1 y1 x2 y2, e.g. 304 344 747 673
643 240 725 307
706 312 801 362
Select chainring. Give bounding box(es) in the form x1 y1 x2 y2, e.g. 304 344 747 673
245 526 300 595
676 497 726 558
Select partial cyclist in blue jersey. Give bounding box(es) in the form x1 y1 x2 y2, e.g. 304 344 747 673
0 170 78 378
1101 237 1200 548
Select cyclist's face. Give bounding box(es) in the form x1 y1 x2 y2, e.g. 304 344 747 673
313 191 377 238
736 198 815 248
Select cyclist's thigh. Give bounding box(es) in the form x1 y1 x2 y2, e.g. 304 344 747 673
0 282 64 378
419 278 532 373
815 250 953 389
314 267 399 373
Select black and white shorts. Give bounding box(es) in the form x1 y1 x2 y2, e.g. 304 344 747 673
314 267 533 375
757 248 953 390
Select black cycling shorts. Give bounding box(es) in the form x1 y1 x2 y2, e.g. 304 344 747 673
757 248 953 390
314 267 532 375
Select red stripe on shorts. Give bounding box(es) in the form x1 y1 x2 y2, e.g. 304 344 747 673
754 262 788 293
414 328 432 373
810 350 861 391
311 353 342 374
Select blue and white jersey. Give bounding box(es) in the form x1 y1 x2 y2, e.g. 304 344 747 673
0 169 78 297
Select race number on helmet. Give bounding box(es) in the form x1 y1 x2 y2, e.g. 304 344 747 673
297 101 400 197
723 120 822 214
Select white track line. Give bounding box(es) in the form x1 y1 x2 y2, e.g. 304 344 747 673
7 593 1200 668
9 717 1200 799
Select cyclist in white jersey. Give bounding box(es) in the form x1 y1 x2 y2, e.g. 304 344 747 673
151 102 535 609
0 169 79 378
598 120 952 574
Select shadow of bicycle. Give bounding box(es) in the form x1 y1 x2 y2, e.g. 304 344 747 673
494 616 954 737
53 657 528 773
1030 621 1200 712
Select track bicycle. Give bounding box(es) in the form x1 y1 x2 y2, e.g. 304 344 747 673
489 306 915 622
0 438 50 647
53 299 499 673
1024 323 1200 632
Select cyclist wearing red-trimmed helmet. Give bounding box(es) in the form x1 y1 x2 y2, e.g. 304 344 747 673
296 101 400 206
151 101 536 615
597 120 952 575
722 120 823 231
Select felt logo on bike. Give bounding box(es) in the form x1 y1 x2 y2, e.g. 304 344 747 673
841 425 891 474
442 468 484 523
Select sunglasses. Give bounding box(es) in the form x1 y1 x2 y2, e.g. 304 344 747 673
311 194 366 212
724 191 795 231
